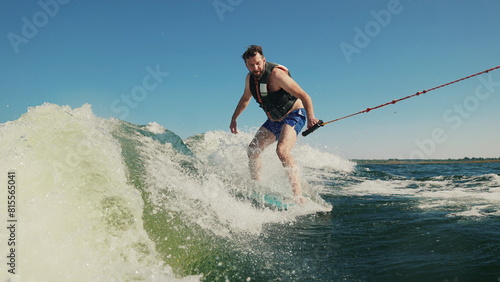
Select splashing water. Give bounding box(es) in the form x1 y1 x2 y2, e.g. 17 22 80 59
0 103 354 281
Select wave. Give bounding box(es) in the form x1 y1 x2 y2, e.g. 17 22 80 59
0 103 354 280
0 104 201 281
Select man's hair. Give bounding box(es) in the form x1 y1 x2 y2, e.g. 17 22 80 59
242 45 264 62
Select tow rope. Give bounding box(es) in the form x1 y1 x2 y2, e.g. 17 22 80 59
302 65 500 137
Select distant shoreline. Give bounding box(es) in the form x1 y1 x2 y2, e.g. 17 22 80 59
353 158 500 165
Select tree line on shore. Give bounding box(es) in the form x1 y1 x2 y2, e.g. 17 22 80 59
354 157 500 164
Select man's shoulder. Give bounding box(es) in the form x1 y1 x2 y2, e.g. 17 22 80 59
270 65 290 79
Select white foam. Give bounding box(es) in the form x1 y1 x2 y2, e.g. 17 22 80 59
446 205 491 218
139 130 299 237
135 129 352 237
0 104 199 281
337 171 500 218
145 121 166 134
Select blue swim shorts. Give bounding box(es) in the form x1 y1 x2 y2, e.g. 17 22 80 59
262 108 306 140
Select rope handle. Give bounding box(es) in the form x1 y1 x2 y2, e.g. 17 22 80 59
302 120 324 137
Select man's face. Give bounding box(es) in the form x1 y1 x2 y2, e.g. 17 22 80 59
245 53 266 79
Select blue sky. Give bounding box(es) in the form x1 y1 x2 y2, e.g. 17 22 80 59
1 0 499 159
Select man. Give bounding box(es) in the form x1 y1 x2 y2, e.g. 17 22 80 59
230 45 320 204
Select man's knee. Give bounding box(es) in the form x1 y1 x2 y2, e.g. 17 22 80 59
276 144 290 162
247 143 260 159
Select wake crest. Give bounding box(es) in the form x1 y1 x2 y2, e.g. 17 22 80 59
0 103 354 280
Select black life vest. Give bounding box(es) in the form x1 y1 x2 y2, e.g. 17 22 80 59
249 62 297 121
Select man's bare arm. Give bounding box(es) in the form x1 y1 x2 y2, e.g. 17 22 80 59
274 69 319 128
230 74 253 133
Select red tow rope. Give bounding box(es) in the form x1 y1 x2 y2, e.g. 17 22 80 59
302 65 500 137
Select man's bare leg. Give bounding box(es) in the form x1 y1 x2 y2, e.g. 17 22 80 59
247 127 275 181
276 124 304 204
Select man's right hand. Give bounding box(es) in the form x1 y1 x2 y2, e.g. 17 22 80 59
230 119 238 134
